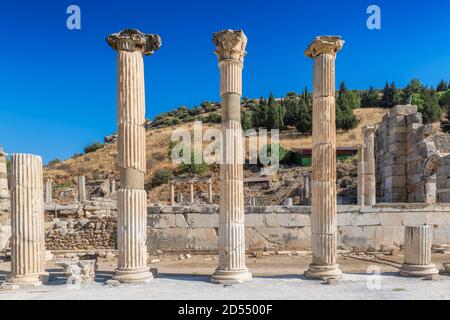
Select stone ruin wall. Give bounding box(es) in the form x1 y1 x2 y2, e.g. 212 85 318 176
147 204 450 252
3 201 449 253
375 105 450 203
44 199 117 251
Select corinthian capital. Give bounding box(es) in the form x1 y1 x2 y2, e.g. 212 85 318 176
213 29 247 62
107 29 161 55
305 36 344 58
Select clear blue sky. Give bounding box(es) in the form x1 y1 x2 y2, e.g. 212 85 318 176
1 0 449 164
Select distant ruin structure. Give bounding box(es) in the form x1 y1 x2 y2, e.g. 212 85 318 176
375 105 450 203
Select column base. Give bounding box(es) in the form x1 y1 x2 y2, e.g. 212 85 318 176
1 273 47 291
211 269 252 284
305 264 342 280
399 263 439 277
112 267 153 284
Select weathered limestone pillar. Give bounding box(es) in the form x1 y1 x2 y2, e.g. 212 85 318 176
77 175 86 203
110 178 116 194
363 125 376 206
0 146 9 198
2 154 46 289
177 192 184 203
208 181 213 204
44 179 52 204
303 173 311 205
170 182 175 205
107 29 161 283
211 29 252 284
189 182 194 204
305 36 344 280
357 144 365 206
400 225 438 277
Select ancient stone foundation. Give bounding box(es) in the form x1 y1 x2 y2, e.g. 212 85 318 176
107 29 161 283
399 225 439 277
2 154 46 290
304 36 344 280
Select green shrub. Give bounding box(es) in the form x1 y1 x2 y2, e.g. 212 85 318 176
55 180 72 189
48 158 62 166
259 144 288 164
206 112 221 123
178 152 210 176
151 169 173 187
84 142 104 154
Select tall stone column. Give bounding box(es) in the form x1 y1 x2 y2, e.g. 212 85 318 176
357 144 365 206
363 125 376 206
211 29 252 284
107 29 161 283
400 225 438 277
2 154 46 290
305 36 344 280
44 179 52 204
0 146 9 198
77 175 86 203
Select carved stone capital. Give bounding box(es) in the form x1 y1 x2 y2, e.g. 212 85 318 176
305 36 344 58
363 124 377 134
213 30 247 63
107 29 161 55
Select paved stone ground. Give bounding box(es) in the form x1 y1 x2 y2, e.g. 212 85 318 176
0 254 449 300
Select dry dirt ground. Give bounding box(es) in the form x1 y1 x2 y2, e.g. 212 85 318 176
0 252 449 300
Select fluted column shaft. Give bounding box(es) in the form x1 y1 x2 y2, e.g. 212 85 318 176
4 154 45 289
400 225 438 277
218 60 246 272
305 36 344 280
107 29 161 283
211 29 251 284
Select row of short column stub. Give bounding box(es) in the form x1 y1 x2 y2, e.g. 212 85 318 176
44 175 117 204
170 177 214 205
357 125 377 206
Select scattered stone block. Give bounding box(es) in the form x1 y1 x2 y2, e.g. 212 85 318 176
56 259 97 284
106 279 121 287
